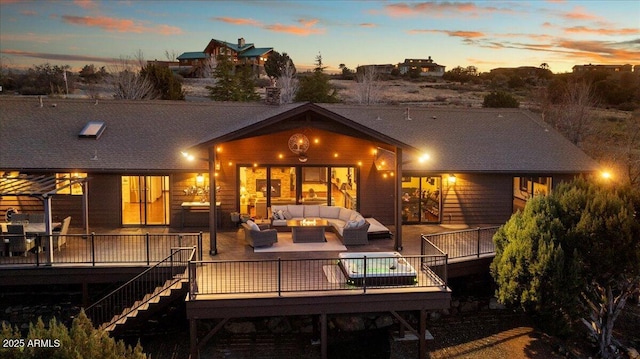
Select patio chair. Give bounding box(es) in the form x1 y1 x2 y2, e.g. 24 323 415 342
10 213 28 223
241 221 278 248
7 224 36 256
45 216 70 252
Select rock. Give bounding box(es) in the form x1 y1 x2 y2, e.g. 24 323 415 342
628 347 639 359
441 308 450 316
267 316 291 333
332 315 366 332
489 297 506 310
459 301 479 313
450 299 460 308
374 315 394 328
224 321 256 334
429 311 441 321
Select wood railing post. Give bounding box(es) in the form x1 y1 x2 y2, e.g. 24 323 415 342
277 258 282 296
146 233 151 265
91 232 96 266
476 227 481 258
363 256 367 294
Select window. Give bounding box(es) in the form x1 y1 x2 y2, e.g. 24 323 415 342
55 173 87 195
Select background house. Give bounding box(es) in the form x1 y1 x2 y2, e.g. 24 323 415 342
398 56 445 77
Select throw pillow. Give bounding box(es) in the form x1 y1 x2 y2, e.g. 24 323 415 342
272 210 281 220
283 210 293 219
345 220 358 229
246 220 260 231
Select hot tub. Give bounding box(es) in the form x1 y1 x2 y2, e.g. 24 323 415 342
338 252 418 286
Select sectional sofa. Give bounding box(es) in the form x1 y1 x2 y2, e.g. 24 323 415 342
270 205 371 245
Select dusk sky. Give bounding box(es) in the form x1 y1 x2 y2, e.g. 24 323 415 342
1 0 638 74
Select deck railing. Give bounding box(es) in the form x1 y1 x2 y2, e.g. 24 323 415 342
188 254 448 299
421 226 499 260
85 246 196 329
0 232 203 267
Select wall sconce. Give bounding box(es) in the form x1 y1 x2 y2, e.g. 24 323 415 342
196 173 204 184
448 174 457 185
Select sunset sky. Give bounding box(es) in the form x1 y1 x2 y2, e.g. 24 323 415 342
1 0 638 74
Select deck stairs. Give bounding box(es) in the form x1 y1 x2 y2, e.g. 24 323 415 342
102 270 189 334
85 247 195 336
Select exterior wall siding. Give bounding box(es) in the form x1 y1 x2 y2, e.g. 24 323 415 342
441 173 513 226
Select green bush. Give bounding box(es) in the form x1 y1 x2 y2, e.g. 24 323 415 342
483 91 520 108
0 310 147 359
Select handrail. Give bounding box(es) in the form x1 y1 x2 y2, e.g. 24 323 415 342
189 254 448 298
85 246 196 329
422 226 499 260
0 232 203 267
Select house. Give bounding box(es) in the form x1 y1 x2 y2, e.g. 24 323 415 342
398 56 445 77
356 64 397 76
0 97 598 254
177 37 273 76
572 63 634 73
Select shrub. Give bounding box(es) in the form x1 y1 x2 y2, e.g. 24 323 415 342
483 91 520 108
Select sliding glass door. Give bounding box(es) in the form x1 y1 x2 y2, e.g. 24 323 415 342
121 176 170 225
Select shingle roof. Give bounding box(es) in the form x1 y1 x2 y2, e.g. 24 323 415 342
0 98 598 174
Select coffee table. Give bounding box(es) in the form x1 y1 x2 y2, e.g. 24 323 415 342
286 219 329 243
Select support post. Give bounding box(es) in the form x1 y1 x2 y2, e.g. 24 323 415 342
190 318 199 359
320 313 327 359
395 148 403 251
44 196 53 265
209 146 217 255
419 309 427 359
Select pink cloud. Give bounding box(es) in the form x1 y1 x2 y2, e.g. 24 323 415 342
61 15 183 35
264 23 324 36
74 0 97 10
213 17 262 27
359 23 376 28
564 26 640 36
1 49 118 63
382 1 512 18
409 29 485 39
562 6 599 21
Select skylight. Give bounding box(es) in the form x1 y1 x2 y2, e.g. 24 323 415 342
79 121 106 139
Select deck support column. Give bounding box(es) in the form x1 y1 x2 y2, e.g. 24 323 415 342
419 309 427 359
320 313 327 359
190 318 198 359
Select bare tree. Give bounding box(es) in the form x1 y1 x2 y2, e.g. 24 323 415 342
164 49 179 62
547 80 598 145
277 60 298 104
195 55 217 78
354 66 381 105
108 52 157 100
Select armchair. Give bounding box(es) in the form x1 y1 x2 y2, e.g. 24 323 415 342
341 220 371 245
45 216 70 251
241 221 278 248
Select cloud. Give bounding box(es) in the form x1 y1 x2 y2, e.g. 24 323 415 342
1 49 119 63
564 26 640 36
0 33 61 44
212 16 324 36
561 6 599 21
408 29 485 39
381 1 513 18
359 23 376 28
20 10 37 16
74 0 98 10
213 17 262 26
61 15 183 35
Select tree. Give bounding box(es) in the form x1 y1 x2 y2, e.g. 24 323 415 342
206 55 258 101
277 59 298 104
109 52 156 100
482 91 519 108
0 310 147 359
547 80 598 145
294 53 339 103
491 178 640 357
264 51 296 82
140 63 185 100
354 65 381 105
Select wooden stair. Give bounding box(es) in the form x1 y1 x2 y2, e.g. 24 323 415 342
102 270 189 334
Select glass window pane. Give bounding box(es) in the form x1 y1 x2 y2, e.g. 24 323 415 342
302 167 328 205
420 176 441 223
330 167 356 209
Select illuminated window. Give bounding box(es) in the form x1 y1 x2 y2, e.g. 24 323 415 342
56 173 87 195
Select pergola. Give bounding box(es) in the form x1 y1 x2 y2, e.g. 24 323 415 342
0 174 89 262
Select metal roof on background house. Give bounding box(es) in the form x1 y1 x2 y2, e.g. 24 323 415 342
177 52 207 60
239 48 273 58
0 97 598 175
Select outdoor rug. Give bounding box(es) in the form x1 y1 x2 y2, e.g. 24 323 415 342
253 232 347 253
322 264 347 284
